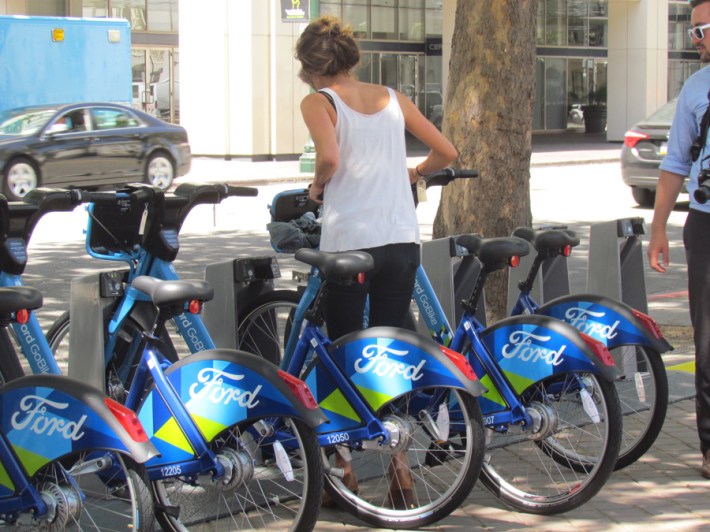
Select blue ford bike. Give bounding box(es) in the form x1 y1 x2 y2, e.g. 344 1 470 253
45 182 488 529
6 187 327 532
236 169 625 515
508 226 672 470
0 289 158 528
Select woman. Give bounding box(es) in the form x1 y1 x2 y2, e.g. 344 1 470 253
295 15 458 508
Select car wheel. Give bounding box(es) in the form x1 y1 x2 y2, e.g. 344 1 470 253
3 157 39 200
631 186 655 208
145 152 175 190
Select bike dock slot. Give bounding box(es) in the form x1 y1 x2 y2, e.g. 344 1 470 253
586 217 648 313
202 256 280 349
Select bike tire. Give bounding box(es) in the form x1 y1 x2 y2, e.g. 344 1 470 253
1 451 154 531
236 290 305 366
47 311 183 403
322 387 484 529
151 416 322 532
0 327 25 384
479 371 622 515
611 345 668 470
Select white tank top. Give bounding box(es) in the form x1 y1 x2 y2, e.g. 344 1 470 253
318 86 420 252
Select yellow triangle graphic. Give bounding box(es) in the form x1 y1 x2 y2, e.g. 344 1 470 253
191 413 228 443
481 374 506 407
356 386 391 412
154 417 195 454
0 462 14 492
12 445 47 477
320 389 361 422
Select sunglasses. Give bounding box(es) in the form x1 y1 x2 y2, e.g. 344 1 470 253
688 22 710 40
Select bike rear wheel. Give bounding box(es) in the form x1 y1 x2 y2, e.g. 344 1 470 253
152 416 322 532
611 345 668 470
323 387 484 529
1 452 154 531
480 371 621 515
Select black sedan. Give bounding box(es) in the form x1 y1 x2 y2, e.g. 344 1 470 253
621 98 687 207
0 102 191 200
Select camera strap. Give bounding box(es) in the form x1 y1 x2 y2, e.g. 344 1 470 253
690 87 710 162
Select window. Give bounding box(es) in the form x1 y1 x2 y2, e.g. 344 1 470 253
669 2 693 51
111 0 147 31
148 0 178 32
92 108 141 130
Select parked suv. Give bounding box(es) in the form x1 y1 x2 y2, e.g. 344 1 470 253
621 98 688 207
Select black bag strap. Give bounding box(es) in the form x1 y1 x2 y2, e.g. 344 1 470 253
691 88 710 162
317 89 337 112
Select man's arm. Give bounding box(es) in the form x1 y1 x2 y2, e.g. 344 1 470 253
648 170 686 273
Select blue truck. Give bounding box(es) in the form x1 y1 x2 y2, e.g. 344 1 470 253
0 15 132 113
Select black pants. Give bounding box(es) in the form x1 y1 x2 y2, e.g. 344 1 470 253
324 243 420 341
684 209 710 455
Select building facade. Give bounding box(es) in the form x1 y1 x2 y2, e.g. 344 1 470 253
0 0 701 155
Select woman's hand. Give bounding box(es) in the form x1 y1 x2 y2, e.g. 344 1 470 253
309 182 325 204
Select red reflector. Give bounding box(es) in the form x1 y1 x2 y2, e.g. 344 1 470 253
509 256 520 268
357 272 366 285
278 370 320 410
16 309 29 324
188 299 202 314
623 130 650 148
104 397 150 442
631 309 665 340
578 333 616 367
562 245 572 257
438 345 477 381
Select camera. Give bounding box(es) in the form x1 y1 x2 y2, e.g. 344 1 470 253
695 168 710 204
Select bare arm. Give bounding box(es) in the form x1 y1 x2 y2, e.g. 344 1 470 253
396 92 458 183
648 170 685 273
300 93 338 203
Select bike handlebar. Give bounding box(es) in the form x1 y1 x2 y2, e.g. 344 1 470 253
422 168 479 189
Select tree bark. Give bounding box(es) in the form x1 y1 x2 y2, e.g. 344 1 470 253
434 0 537 322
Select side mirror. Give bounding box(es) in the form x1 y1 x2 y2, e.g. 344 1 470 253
47 123 70 134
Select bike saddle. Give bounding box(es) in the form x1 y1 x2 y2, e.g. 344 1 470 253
0 286 42 315
132 276 214 306
455 234 529 272
295 248 374 282
512 226 580 254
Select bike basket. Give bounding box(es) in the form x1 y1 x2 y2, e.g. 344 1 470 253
87 199 144 259
267 188 321 253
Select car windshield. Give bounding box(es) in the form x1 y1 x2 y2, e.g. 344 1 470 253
643 99 676 125
0 108 57 136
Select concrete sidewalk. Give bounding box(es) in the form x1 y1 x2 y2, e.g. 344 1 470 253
177 131 622 186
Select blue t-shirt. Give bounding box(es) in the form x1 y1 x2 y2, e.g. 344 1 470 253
660 64 710 213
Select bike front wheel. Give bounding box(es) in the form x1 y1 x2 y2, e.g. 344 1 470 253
323 387 484 529
480 371 622 515
151 416 322 532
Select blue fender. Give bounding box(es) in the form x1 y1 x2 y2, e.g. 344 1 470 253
137 349 327 465
537 294 673 353
478 314 617 409
0 375 158 478
303 326 483 432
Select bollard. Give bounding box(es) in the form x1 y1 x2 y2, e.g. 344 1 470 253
203 257 279 349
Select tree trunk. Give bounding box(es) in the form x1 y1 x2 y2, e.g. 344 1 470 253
434 0 537 323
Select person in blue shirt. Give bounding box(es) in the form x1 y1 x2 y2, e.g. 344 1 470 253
649 0 710 479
